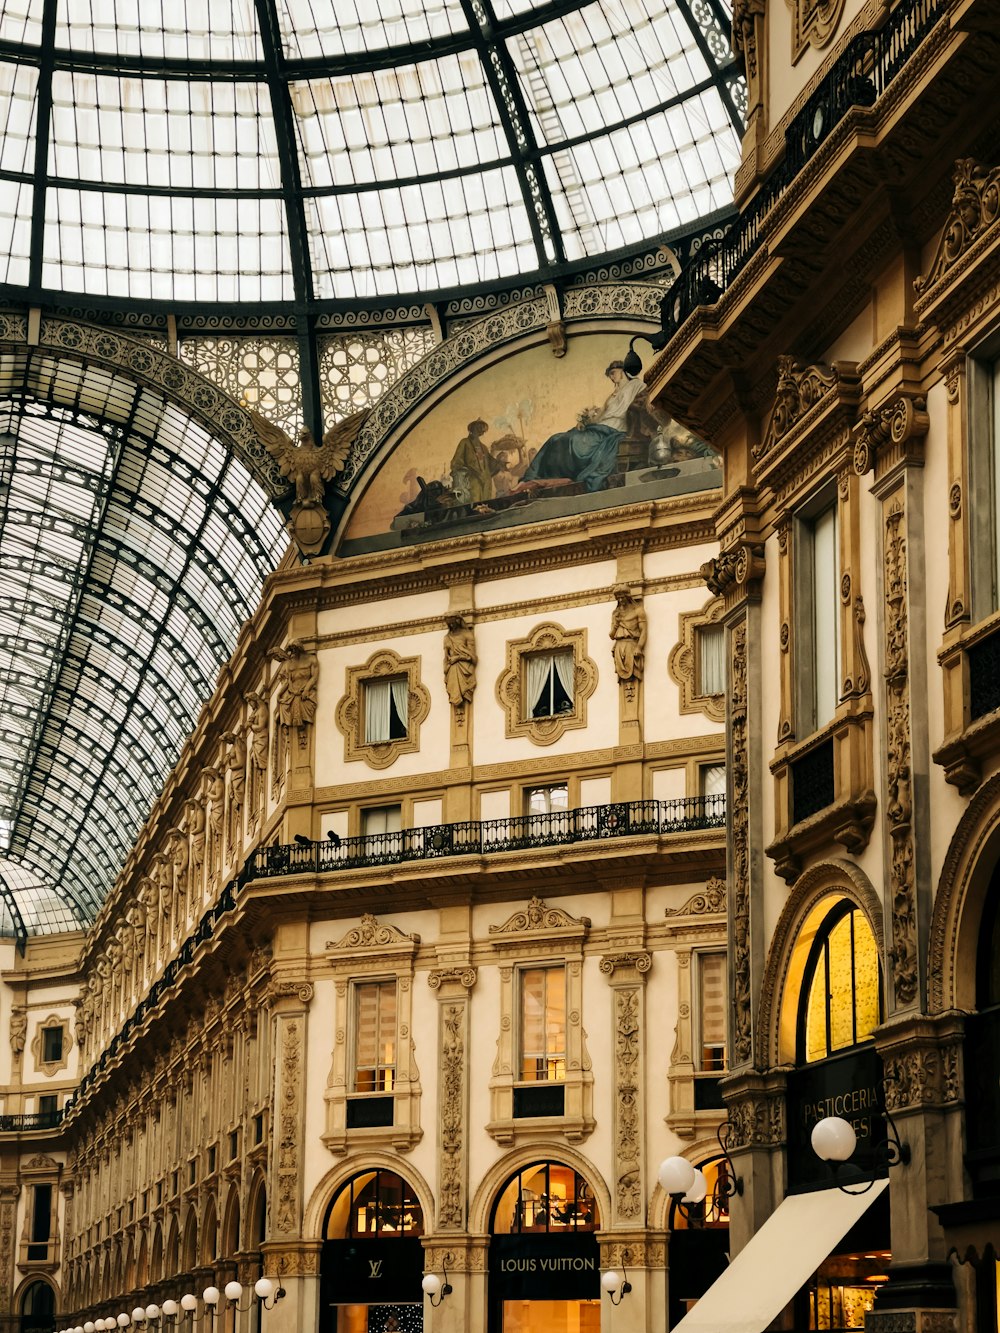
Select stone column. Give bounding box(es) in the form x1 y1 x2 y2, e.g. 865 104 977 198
597 1231 668 1333
426 964 477 1333
265 979 314 1333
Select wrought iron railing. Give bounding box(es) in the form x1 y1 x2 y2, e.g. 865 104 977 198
0 1110 62 1132
66 797 723 1109
659 0 942 340
245 795 726 881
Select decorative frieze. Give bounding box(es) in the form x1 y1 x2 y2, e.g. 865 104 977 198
883 500 919 1009
730 620 753 1066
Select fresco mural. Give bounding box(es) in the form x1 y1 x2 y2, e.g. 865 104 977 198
340 333 720 554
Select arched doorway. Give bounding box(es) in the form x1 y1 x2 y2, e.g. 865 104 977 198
20 1280 55 1333
781 895 891 1330
488 1161 600 1333
321 1169 424 1332
666 1153 732 1326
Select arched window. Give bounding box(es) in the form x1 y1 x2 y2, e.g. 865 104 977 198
20 1280 55 1333
798 901 881 1063
324 1170 423 1239
490 1162 599 1234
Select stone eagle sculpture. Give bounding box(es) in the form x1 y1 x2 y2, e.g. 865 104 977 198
249 409 367 505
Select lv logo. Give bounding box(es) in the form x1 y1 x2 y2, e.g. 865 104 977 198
368 1259 384 1279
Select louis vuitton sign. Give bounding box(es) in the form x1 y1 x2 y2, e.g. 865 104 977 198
321 1237 424 1314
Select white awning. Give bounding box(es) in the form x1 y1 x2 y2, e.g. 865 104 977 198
671 1179 889 1333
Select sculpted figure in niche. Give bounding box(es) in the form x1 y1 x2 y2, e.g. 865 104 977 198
444 614 477 706
223 730 247 855
204 767 225 878
185 796 206 901
9 1007 26 1057
271 641 319 785
167 826 189 926
244 691 269 817
610 585 646 683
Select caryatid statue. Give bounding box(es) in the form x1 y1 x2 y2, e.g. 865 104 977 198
184 795 206 900
270 641 319 788
223 729 247 855
244 690 269 819
204 766 225 878
610 584 647 687
167 826 189 928
444 614 477 707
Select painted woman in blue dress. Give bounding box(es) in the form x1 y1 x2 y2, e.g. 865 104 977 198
519 361 647 492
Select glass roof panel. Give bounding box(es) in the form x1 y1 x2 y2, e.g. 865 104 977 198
308 166 537 299
291 52 505 190
0 364 287 932
40 188 295 302
275 0 468 58
49 72 282 193
542 91 738 258
0 181 33 285
0 859 85 937
0 61 37 174
0 0 39 45
54 0 264 61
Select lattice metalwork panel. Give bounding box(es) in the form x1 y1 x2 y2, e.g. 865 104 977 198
179 336 303 436
318 328 437 421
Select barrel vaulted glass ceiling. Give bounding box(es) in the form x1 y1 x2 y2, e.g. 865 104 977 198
0 0 744 310
0 354 288 941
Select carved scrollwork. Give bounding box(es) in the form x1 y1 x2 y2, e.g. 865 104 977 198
916 157 1000 293
756 356 838 460
428 967 478 990
665 876 727 917
853 395 930 476
326 913 420 951
700 543 765 597
489 895 590 937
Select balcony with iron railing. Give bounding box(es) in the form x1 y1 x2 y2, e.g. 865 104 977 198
0 1111 63 1134
63 794 725 1114
642 0 945 358
244 794 727 881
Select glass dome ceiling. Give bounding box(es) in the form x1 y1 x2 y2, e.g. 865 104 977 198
0 0 744 312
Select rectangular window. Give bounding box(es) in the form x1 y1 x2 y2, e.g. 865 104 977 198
28 1184 51 1259
526 651 574 719
362 804 402 837
969 349 1000 621
364 676 408 743
699 763 726 799
525 784 569 816
520 966 567 1082
353 981 397 1093
697 952 728 1072
41 1027 62 1063
698 622 726 696
37 1094 58 1119
796 497 841 733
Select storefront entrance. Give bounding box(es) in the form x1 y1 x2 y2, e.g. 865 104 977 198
321 1169 424 1333
488 1161 601 1333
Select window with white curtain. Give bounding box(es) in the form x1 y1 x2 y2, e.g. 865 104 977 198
364 675 409 743
525 784 569 815
698 622 726 696
362 805 401 836
699 763 726 798
526 650 574 718
796 495 841 733
696 951 727 1072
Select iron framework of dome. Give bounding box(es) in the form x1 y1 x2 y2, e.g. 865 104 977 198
0 0 745 941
